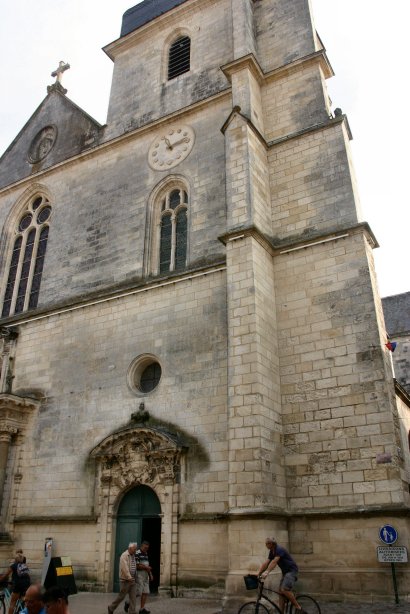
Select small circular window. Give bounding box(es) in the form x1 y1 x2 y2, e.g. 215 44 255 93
127 354 162 395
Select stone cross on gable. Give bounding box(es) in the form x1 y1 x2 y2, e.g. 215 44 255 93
51 61 70 84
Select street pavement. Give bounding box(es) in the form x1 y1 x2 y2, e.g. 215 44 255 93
68 592 410 614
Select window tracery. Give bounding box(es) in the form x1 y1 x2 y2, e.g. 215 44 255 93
2 195 51 317
159 188 188 274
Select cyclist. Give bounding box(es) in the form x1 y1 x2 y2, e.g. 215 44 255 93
257 537 307 614
0 552 30 614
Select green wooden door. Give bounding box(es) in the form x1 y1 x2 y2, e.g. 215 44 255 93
114 486 161 592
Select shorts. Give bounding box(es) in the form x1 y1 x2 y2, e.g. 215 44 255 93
136 572 150 595
279 571 298 591
12 578 30 596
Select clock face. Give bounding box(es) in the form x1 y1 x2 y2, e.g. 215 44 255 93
148 125 195 170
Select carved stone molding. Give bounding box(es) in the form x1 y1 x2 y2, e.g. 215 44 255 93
0 426 18 443
90 426 186 494
0 395 40 514
0 393 40 434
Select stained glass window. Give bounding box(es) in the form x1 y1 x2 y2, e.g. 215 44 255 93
139 362 162 393
158 186 188 274
2 237 22 317
160 214 172 274
175 209 187 271
1 195 51 317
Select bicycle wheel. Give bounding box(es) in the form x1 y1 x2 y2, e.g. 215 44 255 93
0 596 6 614
293 594 321 614
239 601 281 614
238 602 270 614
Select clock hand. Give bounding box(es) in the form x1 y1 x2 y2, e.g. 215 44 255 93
164 137 173 150
170 137 189 148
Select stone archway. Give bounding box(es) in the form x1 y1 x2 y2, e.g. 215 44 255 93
90 425 187 593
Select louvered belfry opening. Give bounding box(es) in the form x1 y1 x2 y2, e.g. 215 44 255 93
168 36 191 80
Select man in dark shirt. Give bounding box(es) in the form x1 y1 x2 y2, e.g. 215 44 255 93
257 537 307 614
136 541 153 614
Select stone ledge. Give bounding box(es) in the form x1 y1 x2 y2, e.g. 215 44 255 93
13 515 98 524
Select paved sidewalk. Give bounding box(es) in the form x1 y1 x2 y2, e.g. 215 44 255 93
68 592 410 614
69 592 222 614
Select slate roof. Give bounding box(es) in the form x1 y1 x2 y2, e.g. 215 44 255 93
121 0 189 37
382 292 410 335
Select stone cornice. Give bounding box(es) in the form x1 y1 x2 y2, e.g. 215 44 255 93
274 222 379 252
15 505 409 525
180 504 410 522
264 49 334 82
268 114 353 146
221 49 333 88
0 393 40 409
14 515 98 524
0 393 41 434
219 226 275 257
221 53 265 85
219 222 379 256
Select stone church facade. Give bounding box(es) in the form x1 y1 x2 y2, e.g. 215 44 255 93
0 0 409 606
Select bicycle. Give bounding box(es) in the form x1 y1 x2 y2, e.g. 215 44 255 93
239 575 321 614
0 583 25 614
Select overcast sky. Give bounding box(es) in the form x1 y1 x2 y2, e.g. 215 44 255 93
0 0 408 299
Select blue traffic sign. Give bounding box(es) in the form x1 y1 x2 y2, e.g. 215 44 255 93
379 524 398 545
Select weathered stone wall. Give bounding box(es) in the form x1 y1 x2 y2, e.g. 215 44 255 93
262 62 330 142
254 0 316 71
268 122 361 243
274 232 405 510
7 269 228 520
288 515 410 599
0 98 229 312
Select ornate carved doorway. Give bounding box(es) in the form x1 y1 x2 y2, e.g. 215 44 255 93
114 485 161 592
90 424 187 592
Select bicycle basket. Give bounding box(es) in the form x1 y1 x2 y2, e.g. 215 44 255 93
244 574 259 590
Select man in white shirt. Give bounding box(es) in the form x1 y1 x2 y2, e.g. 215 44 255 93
108 543 138 614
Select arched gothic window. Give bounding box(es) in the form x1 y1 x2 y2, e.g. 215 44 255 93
159 188 188 274
1 195 52 317
168 36 191 80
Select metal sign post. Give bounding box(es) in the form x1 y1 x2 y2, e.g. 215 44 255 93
391 562 398 605
377 525 408 605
